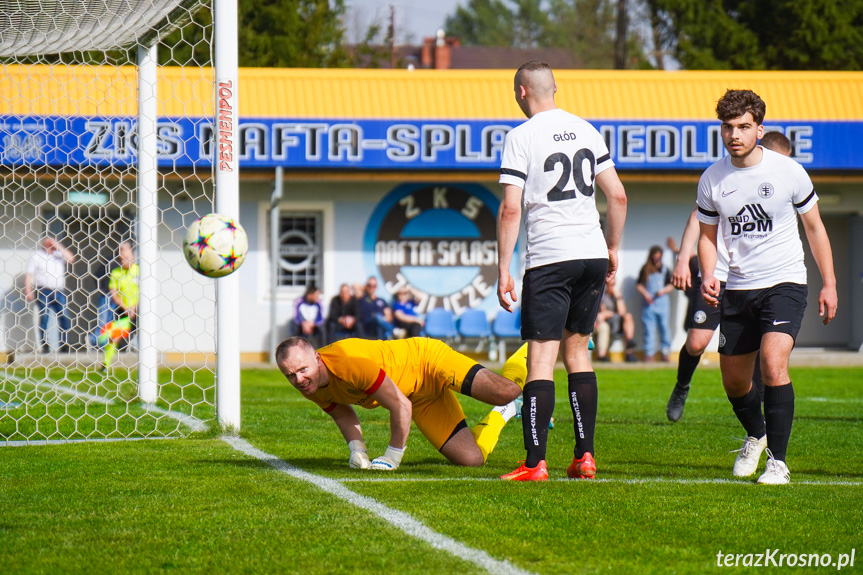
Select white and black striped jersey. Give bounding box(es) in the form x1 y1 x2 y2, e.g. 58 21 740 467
696 147 817 289
499 108 615 269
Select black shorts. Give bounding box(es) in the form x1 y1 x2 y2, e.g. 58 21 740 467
719 283 807 356
683 277 724 332
521 259 608 340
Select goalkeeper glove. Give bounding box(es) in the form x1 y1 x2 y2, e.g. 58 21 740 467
371 445 405 470
348 439 371 469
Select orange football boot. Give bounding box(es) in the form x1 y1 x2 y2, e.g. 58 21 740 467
566 453 596 479
500 460 548 481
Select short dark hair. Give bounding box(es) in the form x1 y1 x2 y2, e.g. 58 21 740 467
516 60 552 76
715 89 766 125
275 336 315 364
760 131 792 155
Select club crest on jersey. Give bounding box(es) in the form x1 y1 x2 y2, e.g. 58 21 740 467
728 204 772 236
758 182 775 198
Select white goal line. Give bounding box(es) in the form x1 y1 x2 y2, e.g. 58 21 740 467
1 372 209 438
4 372 113 405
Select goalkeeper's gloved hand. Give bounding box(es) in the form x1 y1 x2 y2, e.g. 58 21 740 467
348 439 371 469
371 445 405 471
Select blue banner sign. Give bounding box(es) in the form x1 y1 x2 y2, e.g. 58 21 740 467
1 116 860 170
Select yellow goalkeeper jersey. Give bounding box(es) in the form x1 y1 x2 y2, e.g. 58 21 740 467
308 337 476 413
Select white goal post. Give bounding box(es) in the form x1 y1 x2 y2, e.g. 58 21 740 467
0 0 241 443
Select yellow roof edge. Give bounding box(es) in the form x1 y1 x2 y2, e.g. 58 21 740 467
2 65 862 120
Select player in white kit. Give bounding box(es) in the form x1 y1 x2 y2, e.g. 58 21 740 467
665 132 792 422
697 90 837 485
497 60 627 481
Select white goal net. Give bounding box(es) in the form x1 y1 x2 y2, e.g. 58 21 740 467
0 0 223 444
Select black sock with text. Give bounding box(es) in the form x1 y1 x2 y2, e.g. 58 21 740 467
568 372 598 459
522 379 555 468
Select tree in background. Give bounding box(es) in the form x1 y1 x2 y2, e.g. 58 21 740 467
544 0 619 68
644 0 863 70
238 0 350 67
162 0 352 67
443 0 649 68
443 0 523 47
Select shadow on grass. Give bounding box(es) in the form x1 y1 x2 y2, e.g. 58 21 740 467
602 458 730 474
794 415 863 423
205 453 503 476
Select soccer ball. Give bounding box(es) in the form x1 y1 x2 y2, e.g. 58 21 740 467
183 213 248 278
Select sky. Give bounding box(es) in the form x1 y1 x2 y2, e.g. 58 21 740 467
343 0 465 45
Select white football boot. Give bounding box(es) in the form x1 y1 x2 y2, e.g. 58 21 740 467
731 435 767 477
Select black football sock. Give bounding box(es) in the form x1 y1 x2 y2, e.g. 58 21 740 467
521 380 555 468
728 384 766 439
752 352 765 403
764 382 795 462
675 345 702 388
568 372 598 459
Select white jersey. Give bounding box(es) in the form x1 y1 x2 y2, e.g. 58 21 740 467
696 147 817 290
26 249 67 290
499 108 614 269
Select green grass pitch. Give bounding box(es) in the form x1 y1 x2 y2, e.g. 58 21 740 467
1 365 861 574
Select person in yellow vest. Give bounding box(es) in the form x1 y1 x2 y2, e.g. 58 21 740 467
103 242 139 370
276 336 529 470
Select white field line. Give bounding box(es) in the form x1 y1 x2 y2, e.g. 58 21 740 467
2 436 177 447
221 435 535 575
142 402 208 432
4 372 113 404
1 372 209 434
336 476 863 486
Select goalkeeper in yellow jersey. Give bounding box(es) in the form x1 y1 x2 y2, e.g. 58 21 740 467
276 336 528 470
102 242 138 371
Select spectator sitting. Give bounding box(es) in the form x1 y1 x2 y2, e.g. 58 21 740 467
356 276 393 340
290 285 326 347
593 275 637 362
392 285 424 338
326 283 358 344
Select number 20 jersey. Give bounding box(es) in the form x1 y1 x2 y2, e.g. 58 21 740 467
499 108 615 269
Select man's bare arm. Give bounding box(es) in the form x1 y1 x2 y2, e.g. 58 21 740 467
672 209 699 290
497 184 523 312
800 204 838 324
368 376 412 450
595 168 627 281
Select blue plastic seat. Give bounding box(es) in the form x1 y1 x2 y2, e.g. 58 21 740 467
457 309 491 338
492 309 522 358
423 308 458 340
492 308 521 339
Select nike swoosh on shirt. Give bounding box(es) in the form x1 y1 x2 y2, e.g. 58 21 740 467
772 320 790 325
721 189 738 197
